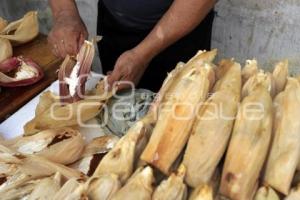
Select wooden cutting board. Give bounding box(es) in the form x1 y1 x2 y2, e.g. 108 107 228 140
0 34 62 122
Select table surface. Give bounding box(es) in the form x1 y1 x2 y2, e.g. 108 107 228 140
0 34 62 122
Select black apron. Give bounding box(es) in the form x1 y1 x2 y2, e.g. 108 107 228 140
97 1 215 92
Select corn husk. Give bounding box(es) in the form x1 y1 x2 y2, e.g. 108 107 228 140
152 164 187 200
70 135 119 175
111 166 154 200
86 174 121 200
141 50 216 174
0 179 39 200
264 78 300 195
19 155 85 181
220 85 273 200
254 186 280 200
0 38 12 63
28 172 62 200
242 70 276 98
8 128 85 165
183 59 241 187
93 117 153 184
272 60 288 95
242 59 258 84
189 184 213 200
0 11 39 45
0 17 7 32
285 184 300 200
53 178 86 200
24 80 114 135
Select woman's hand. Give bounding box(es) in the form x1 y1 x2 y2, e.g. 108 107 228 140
108 49 150 90
48 10 88 58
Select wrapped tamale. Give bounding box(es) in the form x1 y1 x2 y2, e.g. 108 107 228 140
149 49 217 122
272 60 288 95
254 186 280 200
241 59 258 84
141 50 216 174
220 85 273 200
0 38 12 63
0 179 39 200
19 155 85 180
183 59 241 187
264 78 300 195
152 164 187 200
7 128 85 165
93 117 153 184
0 17 7 32
53 178 86 200
111 166 154 200
70 135 119 175
242 70 276 98
86 174 121 200
189 184 214 200
285 184 300 200
28 172 62 200
24 80 115 135
0 11 39 45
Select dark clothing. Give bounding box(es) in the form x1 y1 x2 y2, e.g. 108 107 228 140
102 0 174 30
97 1 215 92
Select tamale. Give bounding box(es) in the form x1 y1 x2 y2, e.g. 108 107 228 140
0 179 39 200
70 135 119 175
19 155 85 180
285 184 300 200
152 164 187 200
264 78 300 195
141 50 216 174
8 128 85 165
254 186 279 200
242 70 276 98
189 184 213 200
28 172 62 200
149 49 217 122
93 117 153 184
53 178 85 200
111 166 154 200
86 174 121 200
220 85 273 200
0 11 39 45
183 59 241 187
0 17 7 32
242 59 258 84
24 80 115 135
0 38 12 63
272 60 288 95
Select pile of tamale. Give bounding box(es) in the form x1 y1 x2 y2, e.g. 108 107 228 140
2 44 300 200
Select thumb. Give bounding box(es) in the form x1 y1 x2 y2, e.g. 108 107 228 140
106 70 113 75
107 69 122 89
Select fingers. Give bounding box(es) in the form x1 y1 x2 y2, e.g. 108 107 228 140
106 71 113 75
107 69 122 87
48 30 85 58
64 33 81 56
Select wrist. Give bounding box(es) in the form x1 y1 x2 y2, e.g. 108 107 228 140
132 45 156 66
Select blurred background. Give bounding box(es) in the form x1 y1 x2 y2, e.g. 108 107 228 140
1 0 300 73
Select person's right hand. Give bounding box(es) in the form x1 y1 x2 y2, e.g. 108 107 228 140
48 10 88 58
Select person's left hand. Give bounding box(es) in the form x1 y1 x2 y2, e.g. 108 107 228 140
107 49 150 90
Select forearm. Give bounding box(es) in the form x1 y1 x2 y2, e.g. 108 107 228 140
49 0 80 19
134 0 216 62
